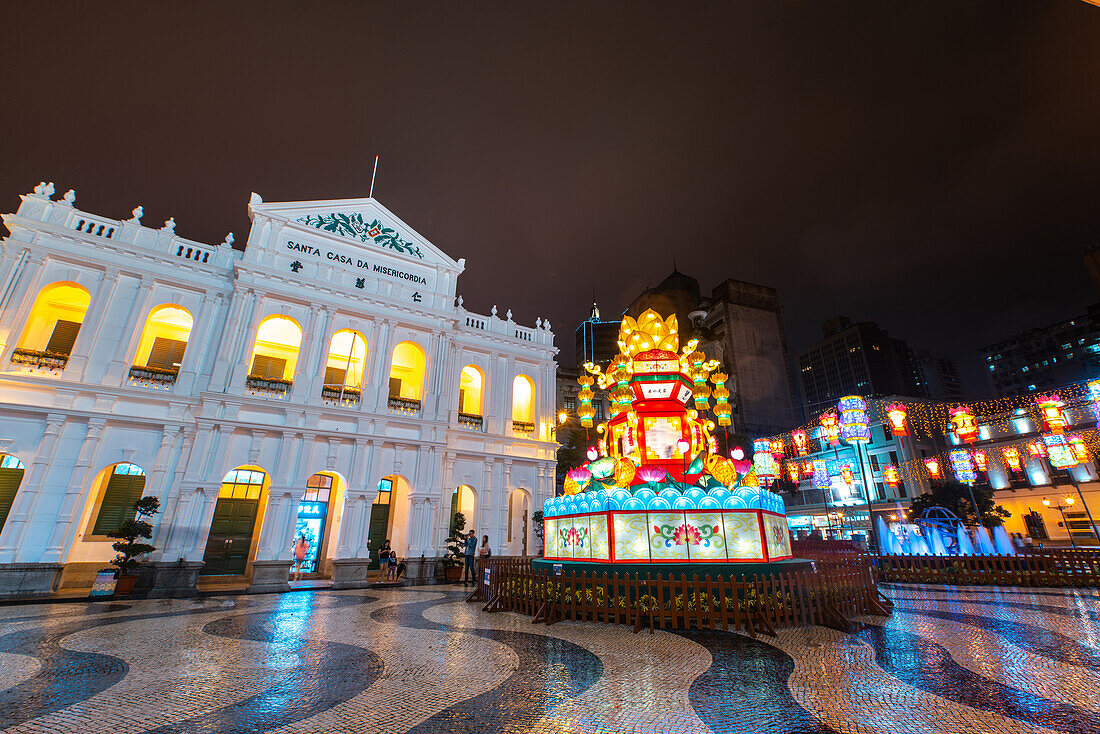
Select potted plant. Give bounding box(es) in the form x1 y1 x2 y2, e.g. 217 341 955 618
107 496 160 595
532 510 545 557
442 511 466 583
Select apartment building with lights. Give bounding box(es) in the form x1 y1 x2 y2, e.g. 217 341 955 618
0 183 557 597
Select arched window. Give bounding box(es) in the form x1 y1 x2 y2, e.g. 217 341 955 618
450 484 477 534
459 365 483 415
511 374 535 428
248 316 302 386
389 341 426 402
322 330 367 401
91 463 147 536
14 282 91 366
131 305 193 382
0 455 26 533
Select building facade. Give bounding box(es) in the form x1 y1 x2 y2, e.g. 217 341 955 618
0 184 557 597
981 306 1100 397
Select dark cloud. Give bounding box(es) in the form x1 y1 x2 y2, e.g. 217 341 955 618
2 1 1097 399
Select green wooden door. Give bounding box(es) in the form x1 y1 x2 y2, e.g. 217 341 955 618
366 503 390 570
201 498 259 575
0 466 25 532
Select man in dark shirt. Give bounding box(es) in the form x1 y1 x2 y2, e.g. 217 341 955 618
463 530 478 584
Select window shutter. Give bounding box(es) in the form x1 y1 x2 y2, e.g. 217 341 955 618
148 338 187 369
46 320 82 356
91 472 147 536
389 377 402 397
0 466 25 532
250 355 287 379
324 366 346 386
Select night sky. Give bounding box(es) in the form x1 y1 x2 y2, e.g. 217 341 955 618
3 2 1098 400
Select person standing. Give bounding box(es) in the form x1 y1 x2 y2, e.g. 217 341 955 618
379 539 393 580
463 530 478 584
292 533 311 581
479 534 491 559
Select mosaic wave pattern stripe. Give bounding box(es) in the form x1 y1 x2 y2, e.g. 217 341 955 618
0 585 1097 732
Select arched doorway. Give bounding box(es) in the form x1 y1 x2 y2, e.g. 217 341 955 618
450 484 477 534
0 455 25 534
292 471 345 575
367 477 393 569
201 467 267 576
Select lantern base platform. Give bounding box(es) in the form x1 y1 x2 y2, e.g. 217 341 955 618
531 557 814 581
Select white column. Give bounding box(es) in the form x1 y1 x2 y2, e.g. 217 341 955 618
43 418 107 561
151 430 195 556
436 452 456 550
176 292 222 394
68 267 120 379
478 459 494 536
209 289 250 390
290 306 324 403
102 274 154 383
227 291 262 392
0 415 66 563
368 320 394 412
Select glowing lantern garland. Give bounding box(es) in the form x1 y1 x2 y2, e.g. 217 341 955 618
1042 433 1077 470
1069 434 1091 463
1036 394 1067 434
1002 446 1023 473
577 374 596 428
710 371 731 426
1089 380 1100 424
949 405 979 444
885 403 909 437
791 429 809 456
949 449 976 484
838 395 871 443
883 464 900 488
819 410 841 447
753 438 777 485
924 456 942 480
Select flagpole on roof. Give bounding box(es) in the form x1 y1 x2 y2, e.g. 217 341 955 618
369 155 380 198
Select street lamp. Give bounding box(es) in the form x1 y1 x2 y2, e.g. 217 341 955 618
557 411 568 425
1043 497 1077 550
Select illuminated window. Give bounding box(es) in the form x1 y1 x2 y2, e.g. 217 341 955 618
304 472 333 503
512 374 535 423
323 330 367 390
219 468 266 499
91 463 147 536
459 365 483 414
134 305 193 371
249 316 302 381
389 341 426 400
16 282 91 357
375 478 392 505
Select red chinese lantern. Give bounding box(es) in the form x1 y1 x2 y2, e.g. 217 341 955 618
840 465 853 485
1069 434 1091 463
883 464 900 488
770 438 786 461
949 405 979 444
924 456 942 479
1002 446 1022 472
885 403 908 437
1036 394 1067 434
802 460 814 478
820 410 841 447
971 449 988 472
1026 441 1046 459
791 429 809 456
786 462 800 483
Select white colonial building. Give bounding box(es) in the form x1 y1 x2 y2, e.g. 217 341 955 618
0 183 557 597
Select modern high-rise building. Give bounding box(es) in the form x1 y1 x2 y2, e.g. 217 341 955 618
981 305 1100 397
796 318 919 411
910 348 964 401
573 301 621 369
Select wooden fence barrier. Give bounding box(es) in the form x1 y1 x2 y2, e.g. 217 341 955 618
872 548 1100 587
468 556 887 634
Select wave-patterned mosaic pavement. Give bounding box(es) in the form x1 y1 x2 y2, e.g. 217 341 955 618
0 583 1098 733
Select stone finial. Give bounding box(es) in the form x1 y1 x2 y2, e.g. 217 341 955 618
536 317 542 328
221 233 234 247
161 217 176 233
456 295 464 308
544 319 551 331
61 189 76 205
506 308 513 321
32 182 46 195
128 206 143 223
43 182 55 197
249 192 263 206
491 304 498 317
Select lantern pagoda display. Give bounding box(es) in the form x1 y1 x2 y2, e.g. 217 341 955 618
538 310 796 577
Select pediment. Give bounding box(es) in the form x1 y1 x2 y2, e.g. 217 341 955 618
248 194 462 271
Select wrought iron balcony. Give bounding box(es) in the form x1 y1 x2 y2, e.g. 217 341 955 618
458 412 484 430
128 364 179 386
11 348 68 371
246 375 292 395
321 384 362 405
512 420 535 434
388 395 422 414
